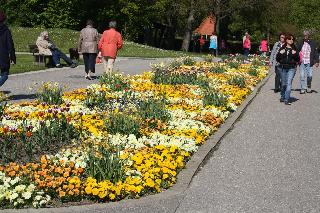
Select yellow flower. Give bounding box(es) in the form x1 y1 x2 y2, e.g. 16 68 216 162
109 193 116 200
92 188 99 196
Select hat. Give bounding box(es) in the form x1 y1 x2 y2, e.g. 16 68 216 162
303 30 310 36
0 11 6 22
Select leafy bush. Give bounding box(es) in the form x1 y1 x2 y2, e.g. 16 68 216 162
228 76 246 88
86 144 125 183
36 82 64 105
203 90 228 107
105 113 141 137
99 73 129 92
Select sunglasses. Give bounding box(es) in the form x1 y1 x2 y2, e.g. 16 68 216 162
280 36 285 39
287 38 294 41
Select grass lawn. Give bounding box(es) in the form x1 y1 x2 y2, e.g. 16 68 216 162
10 54 47 74
11 27 206 57
10 27 207 73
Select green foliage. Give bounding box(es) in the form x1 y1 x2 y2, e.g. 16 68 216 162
227 61 241 69
228 76 246 88
137 99 170 123
86 144 125 183
99 73 130 92
105 113 141 137
248 67 259 76
0 115 80 163
84 90 107 110
203 90 228 107
36 82 64 105
208 65 226 74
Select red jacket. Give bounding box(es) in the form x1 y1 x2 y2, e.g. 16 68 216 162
98 28 123 58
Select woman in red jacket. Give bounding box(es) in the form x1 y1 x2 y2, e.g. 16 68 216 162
98 21 123 74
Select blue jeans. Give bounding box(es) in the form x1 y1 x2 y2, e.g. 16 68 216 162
243 48 250 57
300 63 313 90
280 68 296 102
0 71 9 87
51 49 73 66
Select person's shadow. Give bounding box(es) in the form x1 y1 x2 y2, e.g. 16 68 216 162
289 97 299 103
1 91 37 102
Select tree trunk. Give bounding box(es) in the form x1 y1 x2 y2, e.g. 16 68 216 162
181 0 195 51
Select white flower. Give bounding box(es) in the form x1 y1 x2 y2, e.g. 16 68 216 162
15 184 26 192
10 192 19 200
35 195 42 201
22 191 32 200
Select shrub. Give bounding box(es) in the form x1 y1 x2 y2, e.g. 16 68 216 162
36 82 64 105
86 144 125 183
228 76 246 88
105 113 141 137
203 90 228 107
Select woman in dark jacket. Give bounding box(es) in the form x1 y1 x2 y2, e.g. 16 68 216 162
276 33 299 105
0 11 16 87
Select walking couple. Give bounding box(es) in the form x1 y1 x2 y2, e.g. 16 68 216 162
78 20 123 80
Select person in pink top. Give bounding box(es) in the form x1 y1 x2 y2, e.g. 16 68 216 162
98 21 123 74
260 38 268 56
243 34 251 57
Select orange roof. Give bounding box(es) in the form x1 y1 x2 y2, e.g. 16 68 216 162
194 15 216 35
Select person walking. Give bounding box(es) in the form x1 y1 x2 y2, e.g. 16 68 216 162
243 34 251 57
260 37 268 56
296 30 319 94
276 33 299 105
98 21 123 74
78 20 100 80
0 11 15 87
36 31 77 68
199 35 205 53
270 33 286 93
209 33 218 56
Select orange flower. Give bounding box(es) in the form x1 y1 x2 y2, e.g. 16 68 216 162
59 191 66 197
26 131 32 137
63 172 69 178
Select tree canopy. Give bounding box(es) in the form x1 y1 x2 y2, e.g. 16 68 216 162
0 0 318 49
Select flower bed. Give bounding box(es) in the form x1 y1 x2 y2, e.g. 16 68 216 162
0 56 268 209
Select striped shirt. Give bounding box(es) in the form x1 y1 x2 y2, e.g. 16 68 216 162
301 42 311 64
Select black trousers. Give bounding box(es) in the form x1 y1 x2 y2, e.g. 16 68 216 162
83 53 97 73
275 65 281 91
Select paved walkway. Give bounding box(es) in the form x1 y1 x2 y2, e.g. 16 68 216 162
175 68 320 213
1 57 170 102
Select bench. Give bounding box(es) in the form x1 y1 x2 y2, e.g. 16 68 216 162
28 44 53 67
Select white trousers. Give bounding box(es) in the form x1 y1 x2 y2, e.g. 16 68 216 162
102 57 115 74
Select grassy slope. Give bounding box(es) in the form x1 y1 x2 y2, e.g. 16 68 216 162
11 27 203 58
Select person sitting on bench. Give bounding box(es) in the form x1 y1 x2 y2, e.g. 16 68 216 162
36 31 77 68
